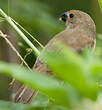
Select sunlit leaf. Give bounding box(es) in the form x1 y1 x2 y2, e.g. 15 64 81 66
0 61 80 108
98 0 102 11
41 44 99 100
0 100 27 110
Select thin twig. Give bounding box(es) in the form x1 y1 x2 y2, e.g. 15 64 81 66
0 31 31 71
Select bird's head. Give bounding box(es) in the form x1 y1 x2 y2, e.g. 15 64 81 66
60 10 96 30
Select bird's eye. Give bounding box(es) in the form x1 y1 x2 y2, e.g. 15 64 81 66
69 13 74 18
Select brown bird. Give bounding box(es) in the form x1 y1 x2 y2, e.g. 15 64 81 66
13 10 96 104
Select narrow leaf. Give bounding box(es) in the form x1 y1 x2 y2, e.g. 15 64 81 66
0 62 79 108
98 0 102 11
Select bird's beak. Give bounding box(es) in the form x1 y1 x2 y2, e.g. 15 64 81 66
59 13 67 22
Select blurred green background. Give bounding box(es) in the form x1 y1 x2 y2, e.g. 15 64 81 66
0 0 102 101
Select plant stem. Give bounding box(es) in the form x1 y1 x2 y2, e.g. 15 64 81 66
0 8 40 56
8 0 10 15
11 17 44 49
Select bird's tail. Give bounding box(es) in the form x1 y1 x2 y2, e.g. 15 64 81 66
13 85 36 104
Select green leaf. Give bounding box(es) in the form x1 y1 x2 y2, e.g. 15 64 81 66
41 45 99 100
31 92 50 107
90 59 102 82
0 99 69 110
0 61 79 108
31 92 70 110
98 0 102 11
0 93 68 110
0 100 27 110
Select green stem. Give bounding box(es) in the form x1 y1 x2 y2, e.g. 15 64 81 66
11 18 44 49
8 0 10 15
98 0 102 11
0 8 40 56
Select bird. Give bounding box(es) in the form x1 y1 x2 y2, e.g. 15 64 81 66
13 10 96 104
